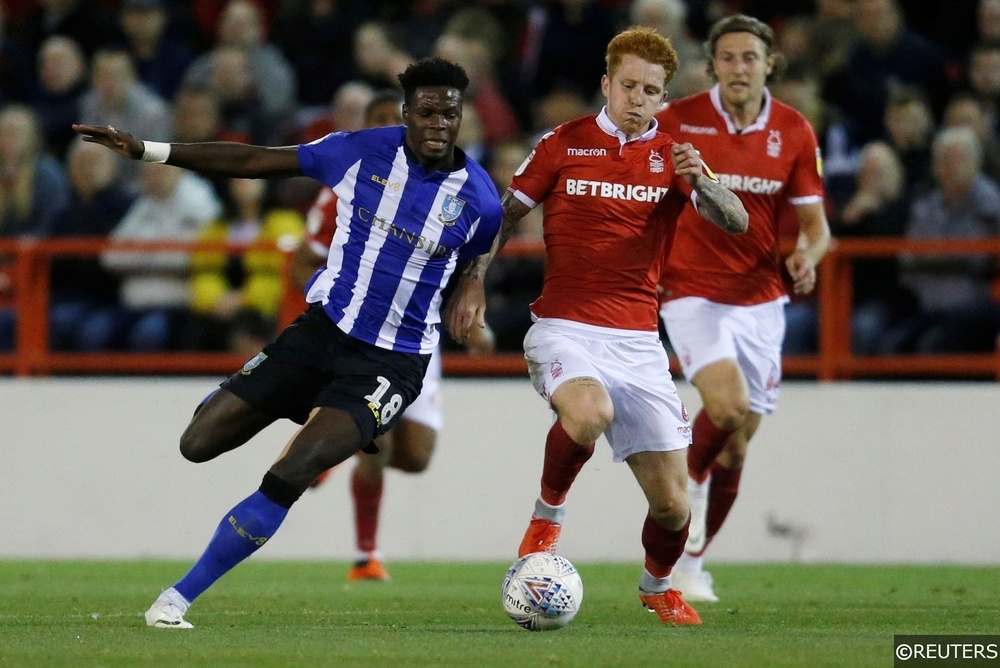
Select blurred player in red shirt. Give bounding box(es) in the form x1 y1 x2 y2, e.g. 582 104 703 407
655 15 831 602
291 90 494 582
447 26 747 625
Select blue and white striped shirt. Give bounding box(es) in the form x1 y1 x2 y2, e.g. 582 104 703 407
298 126 502 354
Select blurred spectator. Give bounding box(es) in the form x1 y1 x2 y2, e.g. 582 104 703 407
15 0 123 59
32 35 88 160
0 104 71 350
797 0 859 81
967 41 1000 130
838 142 909 233
78 47 171 195
187 0 277 47
48 139 135 351
118 0 194 101
776 16 813 68
883 86 936 199
533 86 592 139
182 0 296 144
272 0 373 107
390 0 453 60
294 80 375 144
0 3 34 104
434 8 521 148
981 0 1000 42
172 84 248 146
94 163 221 351
186 177 303 357
361 88 404 129
201 45 272 144
0 104 70 237
887 127 1000 353
456 0 534 131
518 0 620 103
831 141 913 354
352 21 414 91
825 0 957 145
944 92 1000 184
171 84 250 205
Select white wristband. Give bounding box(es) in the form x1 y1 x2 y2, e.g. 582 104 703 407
141 141 171 163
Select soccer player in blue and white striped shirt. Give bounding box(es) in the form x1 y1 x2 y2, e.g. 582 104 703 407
75 57 503 629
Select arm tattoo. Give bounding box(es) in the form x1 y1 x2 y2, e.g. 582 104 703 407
693 175 749 234
462 191 532 281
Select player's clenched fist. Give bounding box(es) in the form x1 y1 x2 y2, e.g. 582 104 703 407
670 142 705 184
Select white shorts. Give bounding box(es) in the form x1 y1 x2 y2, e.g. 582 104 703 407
659 296 787 415
402 346 443 430
524 318 691 462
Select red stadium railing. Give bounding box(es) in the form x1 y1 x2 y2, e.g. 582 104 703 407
0 237 998 380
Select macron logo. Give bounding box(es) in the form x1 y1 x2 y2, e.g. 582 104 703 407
567 148 607 156
679 124 718 135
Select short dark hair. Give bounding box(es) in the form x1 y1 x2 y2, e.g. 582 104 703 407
397 58 470 103
705 14 787 83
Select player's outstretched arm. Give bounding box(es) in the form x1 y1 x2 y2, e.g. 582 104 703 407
72 124 303 179
671 142 747 235
443 191 531 344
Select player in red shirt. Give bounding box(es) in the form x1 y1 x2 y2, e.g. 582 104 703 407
655 15 831 603
291 90 494 583
446 26 747 625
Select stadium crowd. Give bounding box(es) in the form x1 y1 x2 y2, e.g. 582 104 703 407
0 0 998 356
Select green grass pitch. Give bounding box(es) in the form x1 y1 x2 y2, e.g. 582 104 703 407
2 561 997 667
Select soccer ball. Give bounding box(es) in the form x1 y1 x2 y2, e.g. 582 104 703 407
502 552 584 631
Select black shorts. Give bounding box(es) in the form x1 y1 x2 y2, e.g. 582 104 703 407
221 304 430 446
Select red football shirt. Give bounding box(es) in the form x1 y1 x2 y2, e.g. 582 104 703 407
656 86 824 305
305 187 338 253
510 111 690 331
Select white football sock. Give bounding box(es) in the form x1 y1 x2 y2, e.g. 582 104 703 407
675 552 704 573
639 569 671 594
532 497 566 523
355 550 383 563
161 587 190 613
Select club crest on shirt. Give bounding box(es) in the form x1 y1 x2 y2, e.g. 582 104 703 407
766 130 782 158
241 352 267 375
438 194 465 225
649 149 665 173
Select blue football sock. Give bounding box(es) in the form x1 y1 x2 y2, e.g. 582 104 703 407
173 490 289 603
